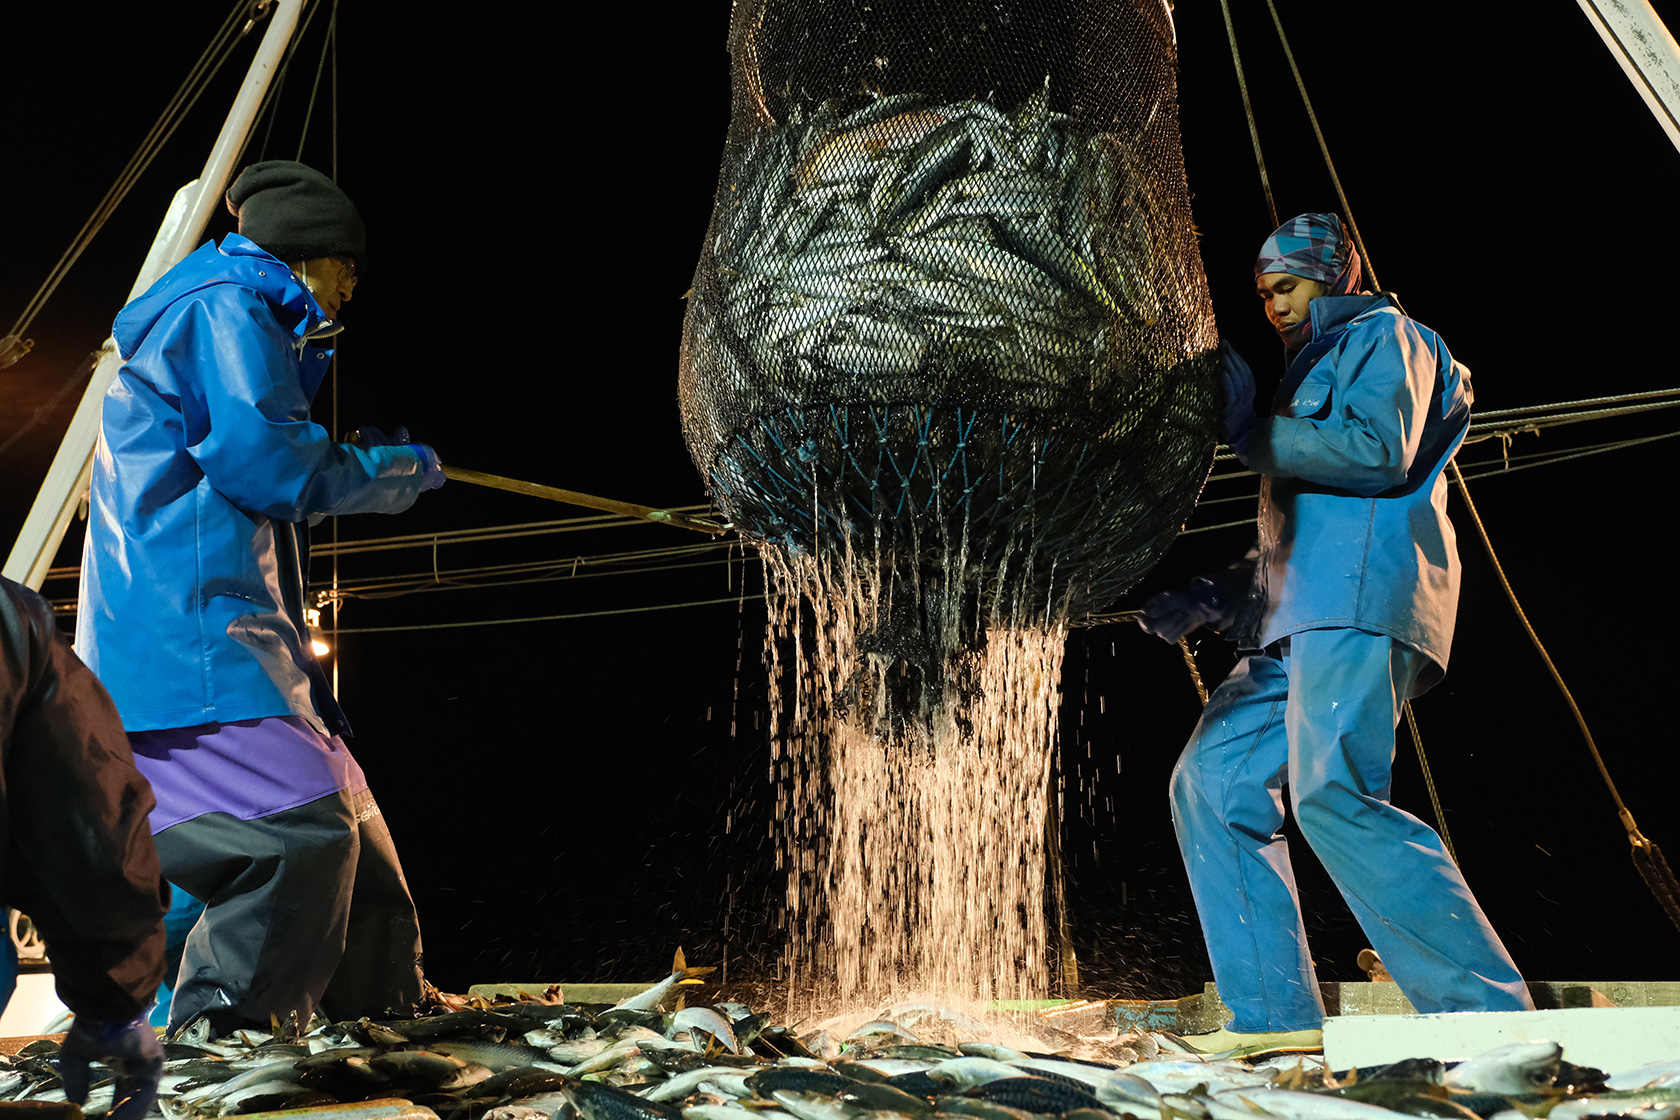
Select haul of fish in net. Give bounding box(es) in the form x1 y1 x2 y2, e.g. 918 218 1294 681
8 963 1680 1120
711 81 1169 403
679 0 1217 1011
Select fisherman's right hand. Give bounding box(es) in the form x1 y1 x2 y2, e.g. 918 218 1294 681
58 1010 165 1120
347 426 444 490
346 424 406 448
1138 577 1228 643
1217 340 1258 459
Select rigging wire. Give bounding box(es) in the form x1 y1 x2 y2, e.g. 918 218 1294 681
328 594 766 633
295 0 337 161
244 0 327 167
1262 0 1380 290
1216 0 1278 227
2 0 258 365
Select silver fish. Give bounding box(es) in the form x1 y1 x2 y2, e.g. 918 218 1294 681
1443 1041 1563 1095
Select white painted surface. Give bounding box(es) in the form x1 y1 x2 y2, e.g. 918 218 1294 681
0 972 69 1037
1578 0 1680 153
1325 1006 1680 1075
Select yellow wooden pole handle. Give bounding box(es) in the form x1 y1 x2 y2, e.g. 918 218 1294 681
440 466 728 536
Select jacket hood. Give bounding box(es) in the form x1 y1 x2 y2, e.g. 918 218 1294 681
1306 291 1396 341
113 235 330 359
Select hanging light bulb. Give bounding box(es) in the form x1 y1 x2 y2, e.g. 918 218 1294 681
304 606 331 658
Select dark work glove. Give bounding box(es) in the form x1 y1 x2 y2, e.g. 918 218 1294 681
347 424 410 449
1138 577 1230 643
58 1010 165 1120
1217 340 1258 460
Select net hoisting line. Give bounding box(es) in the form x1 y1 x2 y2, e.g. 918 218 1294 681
1217 0 1278 228
1451 462 1680 931
1260 0 1380 292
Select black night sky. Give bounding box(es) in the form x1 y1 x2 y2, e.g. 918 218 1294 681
2 1 1677 999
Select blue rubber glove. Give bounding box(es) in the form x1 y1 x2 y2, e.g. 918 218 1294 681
348 426 444 491
1138 577 1230 643
58 1010 164 1120
410 443 445 491
1217 340 1258 460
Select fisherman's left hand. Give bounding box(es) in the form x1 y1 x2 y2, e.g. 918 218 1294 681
1217 341 1258 460
1138 577 1228 643
347 424 411 449
58 1010 165 1120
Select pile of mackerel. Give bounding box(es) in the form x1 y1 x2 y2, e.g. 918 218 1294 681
4 963 1678 1120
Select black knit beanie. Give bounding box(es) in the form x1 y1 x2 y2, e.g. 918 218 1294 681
225 161 366 267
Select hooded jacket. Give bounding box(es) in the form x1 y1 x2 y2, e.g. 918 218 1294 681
1230 292 1471 693
76 235 428 735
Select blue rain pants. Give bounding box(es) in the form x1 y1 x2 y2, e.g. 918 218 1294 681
1169 628 1530 1032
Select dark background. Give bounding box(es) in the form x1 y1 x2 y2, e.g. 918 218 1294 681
2 1 1677 998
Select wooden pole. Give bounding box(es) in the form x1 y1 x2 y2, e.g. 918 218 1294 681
441 466 728 536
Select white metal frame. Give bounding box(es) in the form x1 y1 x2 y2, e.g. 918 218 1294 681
1578 0 1680 154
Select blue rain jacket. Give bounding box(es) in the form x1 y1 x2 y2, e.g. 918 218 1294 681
1230 293 1472 691
76 235 429 735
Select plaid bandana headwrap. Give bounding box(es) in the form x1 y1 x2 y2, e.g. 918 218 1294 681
1254 212 1363 348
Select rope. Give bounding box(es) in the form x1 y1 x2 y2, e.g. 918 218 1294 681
1451 461 1680 930
1217 0 1278 227
2 0 257 362
1402 701 1458 866
1262 0 1379 291
1177 638 1209 706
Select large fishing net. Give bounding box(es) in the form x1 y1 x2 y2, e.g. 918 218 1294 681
678 0 1217 1006
681 0 1217 625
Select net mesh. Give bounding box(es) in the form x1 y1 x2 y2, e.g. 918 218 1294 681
680 0 1218 629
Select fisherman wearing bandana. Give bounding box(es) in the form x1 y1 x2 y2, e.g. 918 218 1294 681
76 161 441 1034
1138 213 1532 1057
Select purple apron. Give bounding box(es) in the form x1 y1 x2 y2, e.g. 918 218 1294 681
127 715 369 834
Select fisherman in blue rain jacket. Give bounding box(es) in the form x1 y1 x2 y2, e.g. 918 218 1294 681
1138 213 1531 1057
76 161 445 1034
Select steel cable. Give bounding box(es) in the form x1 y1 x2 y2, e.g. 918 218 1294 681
1217 0 1278 227
2 0 257 365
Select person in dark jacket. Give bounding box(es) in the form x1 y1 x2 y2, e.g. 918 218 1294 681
74 161 443 1034
1 575 167 1119
1138 213 1530 1057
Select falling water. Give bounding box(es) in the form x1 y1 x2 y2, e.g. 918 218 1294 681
762 531 1068 1014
